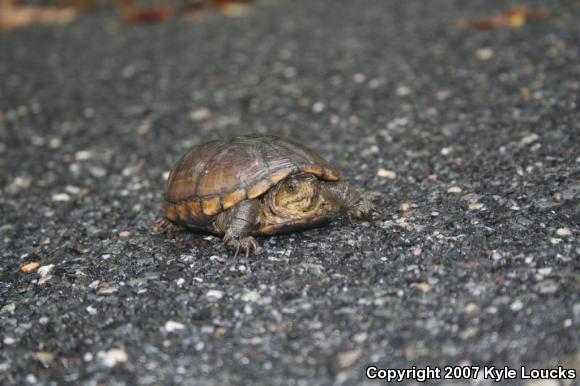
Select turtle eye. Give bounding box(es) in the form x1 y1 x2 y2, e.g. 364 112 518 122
285 180 299 194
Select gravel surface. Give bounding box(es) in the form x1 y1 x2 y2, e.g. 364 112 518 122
1 0 579 385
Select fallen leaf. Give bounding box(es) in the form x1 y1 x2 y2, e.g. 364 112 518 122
20 262 40 273
457 6 548 30
0 0 77 31
118 0 175 23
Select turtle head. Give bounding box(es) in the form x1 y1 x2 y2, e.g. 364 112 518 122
259 174 344 234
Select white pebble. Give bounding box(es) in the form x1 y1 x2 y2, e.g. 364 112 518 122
86 306 97 315
164 320 186 332
75 150 92 161
97 349 128 368
52 193 71 202
521 133 540 145
555 228 571 237
206 289 224 300
396 85 411 96
510 300 524 311
241 290 261 302
476 47 494 61
190 108 211 121
37 264 54 277
447 186 462 194
468 202 484 210
377 168 396 179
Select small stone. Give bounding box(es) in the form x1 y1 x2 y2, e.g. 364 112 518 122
414 282 432 293
35 352 55 365
549 238 562 245
164 320 186 332
38 275 52 285
206 290 224 300
75 150 92 161
521 133 540 145
510 300 524 311
396 85 411 96
20 262 40 273
377 168 396 179
491 250 503 261
555 228 571 237
464 303 478 313
440 147 453 156
37 264 54 277
412 248 422 257
119 231 131 238
468 202 484 210
86 306 97 315
312 102 325 113
49 137 62 149
400 202 411 213
241 290 261 302
97 349 128 368
3 337 16 345
535 280 559 294
476 47 494 61
52 193 71 202
337 350 361 369
0 303 15 314
447 186 462 194
190 108 211 121
430 212 439 217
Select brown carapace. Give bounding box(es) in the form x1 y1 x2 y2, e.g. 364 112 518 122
153 134 376 257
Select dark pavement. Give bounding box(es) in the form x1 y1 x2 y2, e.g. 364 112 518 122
0 0 579 385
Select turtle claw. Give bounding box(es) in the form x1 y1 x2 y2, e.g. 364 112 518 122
347 198 379 222
222 235 260 258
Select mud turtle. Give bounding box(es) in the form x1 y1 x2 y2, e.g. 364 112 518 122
153 134 376 256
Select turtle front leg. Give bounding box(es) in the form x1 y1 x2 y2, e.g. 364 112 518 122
320 181 378 221
214 199 261 257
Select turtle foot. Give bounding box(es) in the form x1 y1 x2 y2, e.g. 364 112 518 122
222 234 260 258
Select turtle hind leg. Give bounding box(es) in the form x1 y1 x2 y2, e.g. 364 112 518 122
149 217 184 234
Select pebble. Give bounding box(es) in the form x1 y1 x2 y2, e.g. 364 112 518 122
468 202 484 210
535 280 559 294
37 264 54 277
20 262 40 273
414 282 432 293
510 300 524 311
447 186 462 194
377 168 396 179
400 202 411 213
396 85 411 96
97 349 128 368
206 290 224 300
52 193 71 202
119 231 131 238
75 150 92 161
521 133 540 145
555 228 571 237
476 47 494 61
165 320 186 332
241 290 261 302
86 306 97 315
337 350 361 369
190 108 211 121
0 303 15 314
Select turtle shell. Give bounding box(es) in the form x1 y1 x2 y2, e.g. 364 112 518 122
164 134 341 226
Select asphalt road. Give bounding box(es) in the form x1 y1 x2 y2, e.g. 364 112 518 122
0 0 579 385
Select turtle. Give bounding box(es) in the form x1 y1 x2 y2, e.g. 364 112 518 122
152 134 377 257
